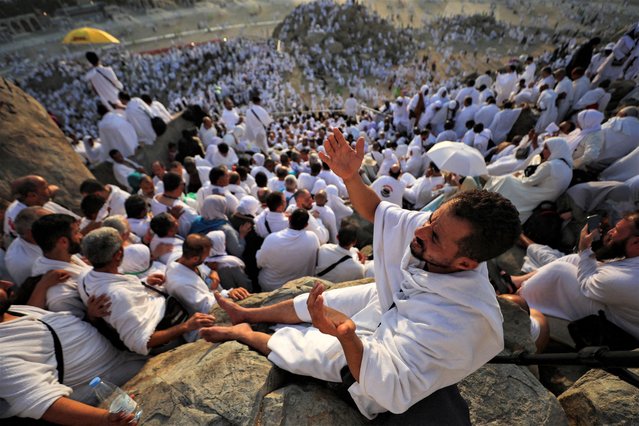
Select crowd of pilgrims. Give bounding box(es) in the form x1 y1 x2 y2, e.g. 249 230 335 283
2 5 639 423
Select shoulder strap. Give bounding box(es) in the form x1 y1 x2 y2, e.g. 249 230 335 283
95 68 119 90
317 255 351 277
38 319 64 383
265 219 272 234
250 108 267 130
140 280 168 298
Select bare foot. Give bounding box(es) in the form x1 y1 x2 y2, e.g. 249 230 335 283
200 323 252 343
214 292 248 324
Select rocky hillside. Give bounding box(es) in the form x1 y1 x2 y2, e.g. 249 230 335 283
273 1 417 78
0 78 94 213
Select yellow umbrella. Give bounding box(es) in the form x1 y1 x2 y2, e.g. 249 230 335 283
62 27 120 44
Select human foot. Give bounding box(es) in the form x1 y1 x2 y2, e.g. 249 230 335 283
214 291 248 324
199 323 253 343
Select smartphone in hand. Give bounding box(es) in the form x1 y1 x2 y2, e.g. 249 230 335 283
586 214 601 241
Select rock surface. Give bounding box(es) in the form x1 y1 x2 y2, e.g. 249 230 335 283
121 277 566 425
0 78 94 212
558 368 639 425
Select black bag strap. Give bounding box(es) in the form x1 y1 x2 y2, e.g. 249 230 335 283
95 68 120 90
140 280 169 297
250 108 268 131
39 319 64 383
317 255 351 277
265 219 272 234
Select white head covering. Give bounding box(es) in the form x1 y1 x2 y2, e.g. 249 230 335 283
311 179 327 195
237 196 260 217
205 230 245 268
253 153 265 166
202 195 228 220
577 109 604 134
544 137 573 167
120 244 165 279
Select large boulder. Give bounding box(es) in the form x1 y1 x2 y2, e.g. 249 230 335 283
459 364 567 425
121 277 566 424
0 77 94 212
558 368 639 425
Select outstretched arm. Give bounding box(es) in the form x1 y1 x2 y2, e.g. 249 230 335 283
318 128 380 223
307 282 363 381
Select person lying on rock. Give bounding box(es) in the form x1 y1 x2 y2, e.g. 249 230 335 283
200 128 521 420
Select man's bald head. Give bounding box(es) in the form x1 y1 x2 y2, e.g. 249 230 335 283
314 190 328 207
182 233 212 262
12 175 51 206
619 106 639 118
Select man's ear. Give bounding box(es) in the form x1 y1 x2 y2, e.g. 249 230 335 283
452 256 478 271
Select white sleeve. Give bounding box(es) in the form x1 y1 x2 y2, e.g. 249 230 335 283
0 354 72 419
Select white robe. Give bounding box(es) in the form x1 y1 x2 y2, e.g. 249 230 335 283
5 237 42 287
256 228 319 291
98 112 139 161
313 204 338 244
520 251 639 340
315 244 365 283
474 104 500 128
370 175 406 207
149 235 184 265
165 261 216 315
403 176 445 210
0 306 144 419
84 65 123 108
31 255 91 319
245 104 273 154
78 270 166 355
267 202 503 419
489 108 522 143
254 210 288 238
150 196 198 237
125 98 156 145
484 158 572 223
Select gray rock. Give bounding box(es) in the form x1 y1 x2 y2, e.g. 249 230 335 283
558 368 639 425
258 383 365 426
123 340 287 425
459 364 568 425
0 78 94 212
124 277 564 425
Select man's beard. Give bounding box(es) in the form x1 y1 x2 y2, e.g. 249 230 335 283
0 287 15 317
69 240 82 255
594 239 627 261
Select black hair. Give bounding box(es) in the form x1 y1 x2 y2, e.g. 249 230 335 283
266 191 285 211
163 172 182 192
81 194 106 218
124 195 147 219
32 214 76 253
289 208 310 230
447 190 521 262
80 179 106 195
150 212 174 237
337 224 358 247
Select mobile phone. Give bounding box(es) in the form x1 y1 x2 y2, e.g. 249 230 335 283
586 214 601 240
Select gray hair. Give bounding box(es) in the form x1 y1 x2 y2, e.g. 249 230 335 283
619 106 639 118
81 227 122 267
102 215 130 237
14 206 49 238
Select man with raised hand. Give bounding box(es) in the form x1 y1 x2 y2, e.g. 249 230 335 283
200 128 521 421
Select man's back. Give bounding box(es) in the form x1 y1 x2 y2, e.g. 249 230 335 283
0 305 143 419
316 243 364 283
257 228 319 291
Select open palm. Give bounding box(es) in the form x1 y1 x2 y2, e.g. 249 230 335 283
318 128 365 182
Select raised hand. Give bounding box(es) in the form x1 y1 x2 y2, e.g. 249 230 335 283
318 128 365 182
306 281 356 338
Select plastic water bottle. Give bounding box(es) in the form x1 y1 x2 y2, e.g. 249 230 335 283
89 377 142 422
